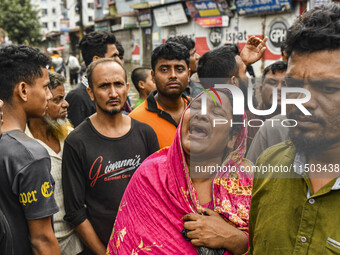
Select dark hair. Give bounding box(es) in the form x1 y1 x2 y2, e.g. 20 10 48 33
285 3 340 57
131 67 151 93
48 71 66 90
197 46 249 110
262 61 287 83
79 31 117 67
0 45 51 103
223 44 240 55
166 36 195 51
151 42 190 71
87 58 127 89
52 50 59 55
115 41 124 58
197 46 238 80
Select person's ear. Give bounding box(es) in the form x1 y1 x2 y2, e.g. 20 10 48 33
138 80 145 91
151 70 155 84
87 87 95 101
17 82 29 102
231 76 240 88
188 68 191 82
92 56 100 62
126 82 130 92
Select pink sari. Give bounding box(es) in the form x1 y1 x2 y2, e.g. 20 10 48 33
107 98 253 255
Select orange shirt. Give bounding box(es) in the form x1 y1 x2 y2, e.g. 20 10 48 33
129 92 190 149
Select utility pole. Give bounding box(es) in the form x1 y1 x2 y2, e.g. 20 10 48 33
78 0 84 40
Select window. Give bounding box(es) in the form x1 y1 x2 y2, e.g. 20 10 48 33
42 9 48 15
88 2 94 9
52 8 56 14
43 22 48 29
94 0 102 8
53 21 57 27
88 16 93 22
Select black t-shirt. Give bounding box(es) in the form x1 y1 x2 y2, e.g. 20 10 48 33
0 130 59 255
62 117 159 252
65 82 96 128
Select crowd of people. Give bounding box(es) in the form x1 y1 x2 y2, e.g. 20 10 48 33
0 3 340 255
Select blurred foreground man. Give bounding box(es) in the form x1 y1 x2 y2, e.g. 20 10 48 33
0 45 60 254
62 59 159 254
26 72 83 254
249 3 340 254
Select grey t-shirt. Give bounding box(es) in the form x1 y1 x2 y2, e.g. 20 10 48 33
0 130 59 255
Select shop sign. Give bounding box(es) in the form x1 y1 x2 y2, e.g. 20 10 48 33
60 18 70 32
138 9 152 27
236 0 292 15
267 19 289 54
195 16 229 27
153 3 188 27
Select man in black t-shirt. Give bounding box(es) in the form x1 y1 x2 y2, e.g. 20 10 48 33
62 58 159 254
0 45 60 254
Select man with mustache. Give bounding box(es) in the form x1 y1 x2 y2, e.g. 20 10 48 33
25 72 83 254
249 3 340 254
166 36 202 98
62 58 159 254
129 42 191 148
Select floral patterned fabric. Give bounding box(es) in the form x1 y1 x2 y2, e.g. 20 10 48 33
107 94 253 255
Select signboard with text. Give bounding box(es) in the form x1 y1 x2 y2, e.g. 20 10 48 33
138 9 152 27
236 0 292 15
153 3 188 27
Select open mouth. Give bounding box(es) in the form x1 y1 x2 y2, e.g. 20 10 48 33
190 124 209 138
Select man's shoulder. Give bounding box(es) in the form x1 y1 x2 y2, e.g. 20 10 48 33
129 100 149 117
131 118 156 134
1 130 49 160
65 83 86 99
257 140 295 166
65 119 91 144
0 131 50 174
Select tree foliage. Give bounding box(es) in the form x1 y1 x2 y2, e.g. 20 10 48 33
0 0 42 45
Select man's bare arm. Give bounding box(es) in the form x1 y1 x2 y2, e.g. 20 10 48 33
27 217 60 255
76 219 106 255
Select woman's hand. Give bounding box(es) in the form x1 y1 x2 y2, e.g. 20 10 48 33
182 207 248 255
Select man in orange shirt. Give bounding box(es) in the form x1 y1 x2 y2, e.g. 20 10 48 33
130 42 191 148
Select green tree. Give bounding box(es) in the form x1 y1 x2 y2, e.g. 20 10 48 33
0 0 42 45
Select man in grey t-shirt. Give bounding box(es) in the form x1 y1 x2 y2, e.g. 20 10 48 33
0 45 60 254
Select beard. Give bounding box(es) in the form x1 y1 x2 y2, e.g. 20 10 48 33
42 116 73 141
97 103 123 115
288 109 334 157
